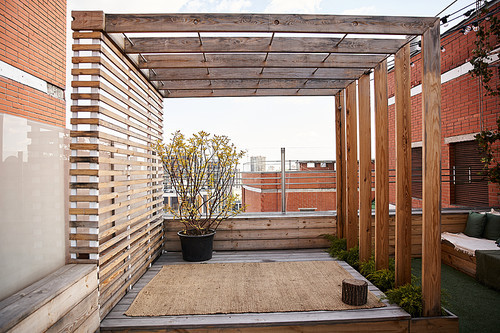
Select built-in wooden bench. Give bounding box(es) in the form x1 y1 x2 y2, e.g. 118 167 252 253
441 241 477 277
0 264 98 333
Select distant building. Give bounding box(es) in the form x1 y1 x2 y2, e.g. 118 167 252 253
250 156 266 172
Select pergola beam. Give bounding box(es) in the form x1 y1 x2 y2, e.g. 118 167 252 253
156 79 350 90
335 91 346 239
150 68 366 81
374 60 390 270
125 37 407 54
395 43 412 287
139 54 385 69
163 88 340 98
358 73 372 263
100 13 437 35
345 82 359 249
421 21 442 318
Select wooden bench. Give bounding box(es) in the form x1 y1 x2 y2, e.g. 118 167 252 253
0 264 99 333
441 240 477 277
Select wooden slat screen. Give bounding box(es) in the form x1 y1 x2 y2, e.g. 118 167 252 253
69 31 165 318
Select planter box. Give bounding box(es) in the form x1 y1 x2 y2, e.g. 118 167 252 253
410 308 458 333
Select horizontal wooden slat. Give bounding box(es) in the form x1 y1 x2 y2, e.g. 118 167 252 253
140 53 385 69
151 67 366 81
103 13 437 35
70 142 160 160
157 79 350 90
125 37 407 54
98 199 164 230
164 88 341 98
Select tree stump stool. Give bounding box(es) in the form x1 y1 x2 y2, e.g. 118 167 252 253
342 278 368 306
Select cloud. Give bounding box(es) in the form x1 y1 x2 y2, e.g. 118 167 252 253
342 6 378 15
264 0 322 14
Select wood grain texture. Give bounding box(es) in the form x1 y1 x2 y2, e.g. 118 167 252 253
141 54 384 69
374 60 390 270
157 79 350 90
71 31 165 320
345 82 359 249
126 37 407 54
163 88 340 98
104 13 436 34
151 67 366 81
71 11 104 31
335 92 346 239
421 21 442 318
0 265 98 333
358 74 372 262
394 43 412 287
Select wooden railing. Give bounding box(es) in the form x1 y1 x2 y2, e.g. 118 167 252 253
165 211 468 256
69 31 164 318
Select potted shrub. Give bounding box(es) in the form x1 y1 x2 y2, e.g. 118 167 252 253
153 131 245 261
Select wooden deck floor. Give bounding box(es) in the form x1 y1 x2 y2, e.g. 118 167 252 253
100 249 411 332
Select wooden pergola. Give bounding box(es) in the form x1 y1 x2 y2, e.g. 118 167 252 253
72 11 442 317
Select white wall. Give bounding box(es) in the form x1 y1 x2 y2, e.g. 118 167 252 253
0 113 68 300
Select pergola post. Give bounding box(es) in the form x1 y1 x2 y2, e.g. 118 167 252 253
358 73 372 262
374 60 389 270
421 20 442 317
335 92 346 239
345 82 359 249
395 43 412 286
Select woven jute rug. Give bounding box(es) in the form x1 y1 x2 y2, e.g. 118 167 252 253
125 260 385 316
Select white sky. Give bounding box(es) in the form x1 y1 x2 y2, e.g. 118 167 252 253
67 0 477 163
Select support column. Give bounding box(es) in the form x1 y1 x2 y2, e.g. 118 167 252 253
374 60 389 270
335 92 346 239
345 82 358 249
395 43 412 286
422 21 442 317
358 74 372 262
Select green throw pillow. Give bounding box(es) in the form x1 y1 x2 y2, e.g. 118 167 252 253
463 212 486 238
483 213 500 240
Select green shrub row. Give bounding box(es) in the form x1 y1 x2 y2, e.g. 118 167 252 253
324 235 427 317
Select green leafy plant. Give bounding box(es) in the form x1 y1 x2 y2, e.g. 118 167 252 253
469 7 500 96
474 116 500 184
153 131 245 235
323 234 347 257
359 257 376 277
385 284 423 318
337 247 360 270
367 269 395 292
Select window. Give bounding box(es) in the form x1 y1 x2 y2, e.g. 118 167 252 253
307 162 315 168
411 147 422 199
452 141 489 207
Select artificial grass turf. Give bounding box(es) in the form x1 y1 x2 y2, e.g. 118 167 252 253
411 258 500 333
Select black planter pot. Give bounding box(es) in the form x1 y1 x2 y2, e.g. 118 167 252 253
177 230 216 262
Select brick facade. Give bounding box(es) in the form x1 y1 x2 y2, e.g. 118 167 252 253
387 4 500 208
0 0 66 127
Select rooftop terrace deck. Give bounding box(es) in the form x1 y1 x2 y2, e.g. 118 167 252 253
100 249 410 332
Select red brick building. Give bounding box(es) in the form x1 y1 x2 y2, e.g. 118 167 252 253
0 0 66 127
241 161 337 212
387 1 500 209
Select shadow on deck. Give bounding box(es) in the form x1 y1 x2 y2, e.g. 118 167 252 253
100 249 411 332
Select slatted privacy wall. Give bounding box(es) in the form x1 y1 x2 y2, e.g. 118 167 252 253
69 31 165 318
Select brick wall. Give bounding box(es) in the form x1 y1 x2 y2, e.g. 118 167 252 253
0 0 66 127
387 4 500 208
